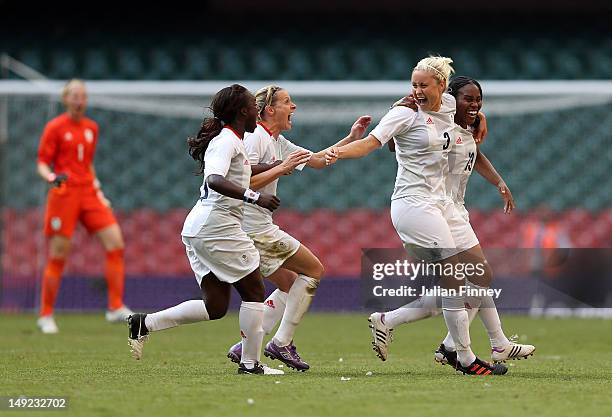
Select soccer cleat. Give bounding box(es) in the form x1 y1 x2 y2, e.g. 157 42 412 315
263 341 310 371
127 313 149 360
434 343 458 368
106 305 134 323
457 357 508 375
368 312 393 361
491 342 536 362
227 341 242 364
238 362 285 375
37 315 59 334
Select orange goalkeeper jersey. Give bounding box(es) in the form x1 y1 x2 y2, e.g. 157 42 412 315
37 113 99 186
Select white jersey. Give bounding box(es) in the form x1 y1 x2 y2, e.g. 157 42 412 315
370 93 456 201
446 124 478 204
182 127 252 237
242 123 310 232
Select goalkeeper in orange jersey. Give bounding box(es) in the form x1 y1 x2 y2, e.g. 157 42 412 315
36 79 132 334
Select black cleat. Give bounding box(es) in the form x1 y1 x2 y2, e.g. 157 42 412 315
127 313 149 360
238 362 265 375
237 362 285 375
457 357 508 375
434 343 459 368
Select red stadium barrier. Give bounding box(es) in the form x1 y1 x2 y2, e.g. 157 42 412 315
3 208 611 278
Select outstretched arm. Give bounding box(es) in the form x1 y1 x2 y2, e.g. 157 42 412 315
475 150 515 213
324 134 382 165
308 115 372 169
249 150 311 190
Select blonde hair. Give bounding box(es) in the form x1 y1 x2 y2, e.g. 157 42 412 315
254 85 283 121
413 56 455 86
61 79 86 101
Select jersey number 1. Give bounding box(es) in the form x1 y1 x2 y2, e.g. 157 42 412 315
77 144 85 162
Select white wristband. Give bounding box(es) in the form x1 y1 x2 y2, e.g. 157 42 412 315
243 189 260 204
46 172 57 183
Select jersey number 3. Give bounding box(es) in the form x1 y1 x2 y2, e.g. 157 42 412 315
443 132 451 150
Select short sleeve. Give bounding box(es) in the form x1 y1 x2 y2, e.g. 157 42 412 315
243 131 265 165
37 122 59 165
278 135 310 159
203 136 236 179
278 135 311 171
369 107 418 146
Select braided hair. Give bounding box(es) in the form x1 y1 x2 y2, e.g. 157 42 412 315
188 84 250 174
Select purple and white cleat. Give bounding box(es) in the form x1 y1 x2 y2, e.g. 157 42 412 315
263 341 310 372
227 341 242 364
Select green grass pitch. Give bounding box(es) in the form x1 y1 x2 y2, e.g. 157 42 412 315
3 313 612 417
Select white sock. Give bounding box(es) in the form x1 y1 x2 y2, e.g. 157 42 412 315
384 295 441 329
442 296 475 367
262 289 288 335
442 283 483 351
273 275 319 347
145 300 209 332
239 301 265 369
478 295 511 348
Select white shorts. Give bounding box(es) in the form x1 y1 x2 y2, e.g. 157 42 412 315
390 196 459 262
248 223 301 277
445 203 479 252
182 223 260 285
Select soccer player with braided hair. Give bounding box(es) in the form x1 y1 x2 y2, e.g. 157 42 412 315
127 84 283 375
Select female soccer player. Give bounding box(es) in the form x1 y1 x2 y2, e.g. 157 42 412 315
380 76 535 367
226 85 371 371
325 56 507 375
36 79 132 334
127 84 283 375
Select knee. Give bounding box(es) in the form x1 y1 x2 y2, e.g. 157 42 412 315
49 241 70 259
237 277 266 302
205 301 228 320
247 281 266 302
309 259 325 280
478 262 494 287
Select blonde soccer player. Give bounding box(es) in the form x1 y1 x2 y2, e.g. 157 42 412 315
382 76 536 367
36 79 132 334
127 84 283 375
226 85 371 371
326 56 507 375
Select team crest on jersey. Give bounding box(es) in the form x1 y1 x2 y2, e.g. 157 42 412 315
240 254 249 264
50 217 62 231
64 132 73 141
84 129 94 143
456 137 463 144
244 160 250 166
265 299 275 309
426 117 434 125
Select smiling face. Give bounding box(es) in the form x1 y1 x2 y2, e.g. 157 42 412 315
63 81 88 120
411 70 446 112
454 83 482 128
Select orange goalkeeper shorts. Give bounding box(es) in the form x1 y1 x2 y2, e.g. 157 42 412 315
44 184 117 238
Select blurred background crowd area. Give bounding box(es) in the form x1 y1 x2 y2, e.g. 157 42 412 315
1 0 610 310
